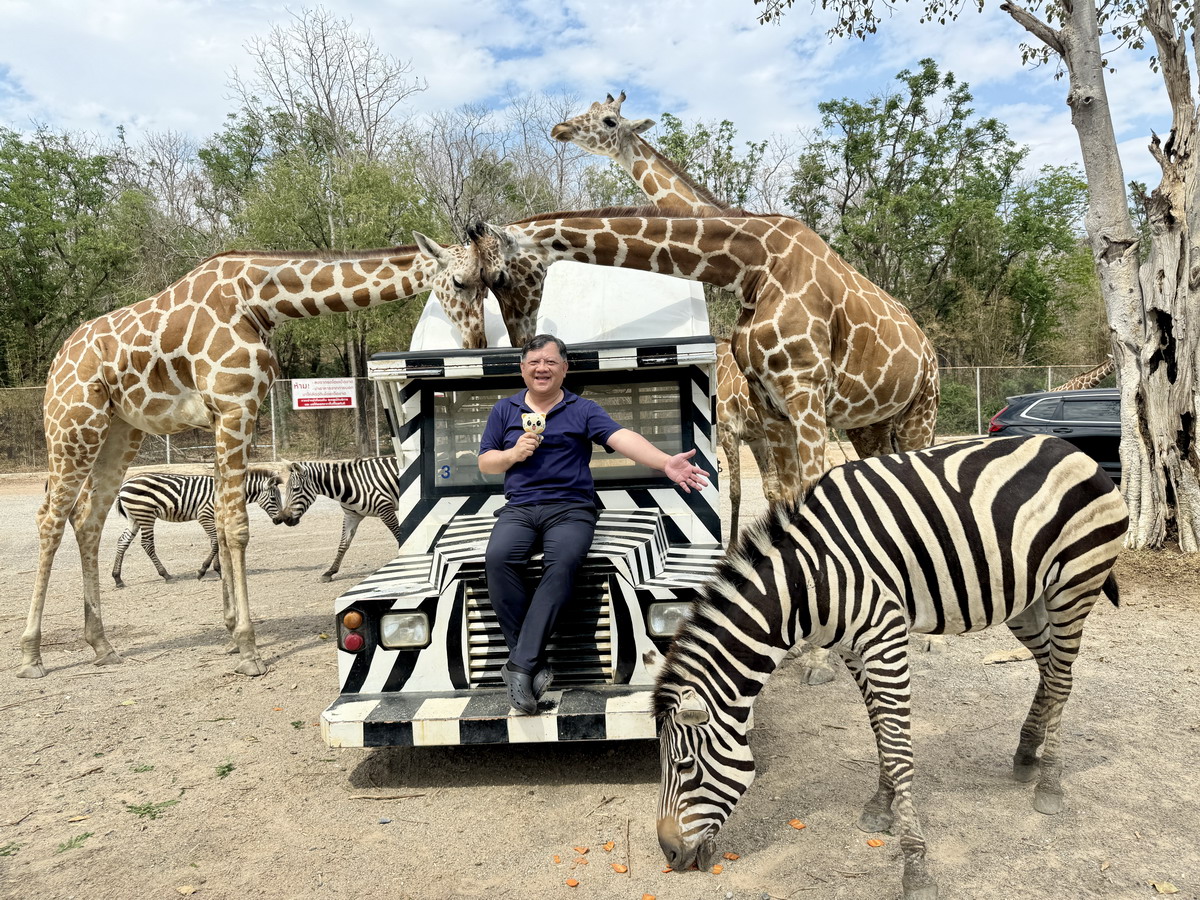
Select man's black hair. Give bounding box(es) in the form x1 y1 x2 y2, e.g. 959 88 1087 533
521 334 567 360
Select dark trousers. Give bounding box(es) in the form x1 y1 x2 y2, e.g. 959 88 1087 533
484 502 598 673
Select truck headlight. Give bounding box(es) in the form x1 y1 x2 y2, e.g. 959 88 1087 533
380 612 431 648
647 602 691 638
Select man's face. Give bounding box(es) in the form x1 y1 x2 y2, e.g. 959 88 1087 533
521 346 568 396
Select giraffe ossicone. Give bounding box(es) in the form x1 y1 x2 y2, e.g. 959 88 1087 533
18 237 486 679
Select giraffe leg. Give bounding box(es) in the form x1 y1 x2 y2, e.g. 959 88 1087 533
891 368 940 454
721 427 742 543
745 436 780 502
846 422 893 459
322 509 364 581
212 419 266 676
111 522 138 588
69 418 146 668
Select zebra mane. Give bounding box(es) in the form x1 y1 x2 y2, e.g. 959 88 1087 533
247 466 282 485
652 498 805 719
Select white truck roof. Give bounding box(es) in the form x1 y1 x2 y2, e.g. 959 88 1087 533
409 260 709 350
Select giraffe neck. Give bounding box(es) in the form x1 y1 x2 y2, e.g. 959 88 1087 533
509 215 759 295
215 249 439 326
623 139 725 214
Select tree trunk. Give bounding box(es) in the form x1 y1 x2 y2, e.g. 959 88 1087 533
1004 0 1200 549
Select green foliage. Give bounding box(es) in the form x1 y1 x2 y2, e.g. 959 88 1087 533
131 763 155 773
215 760 235 778
56 832 93 853
656 113 766 209
126 798 179 819
0 842 19 857
291 720 306 729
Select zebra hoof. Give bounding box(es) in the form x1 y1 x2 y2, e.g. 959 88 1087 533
94 650 124 667
113 578 125 589
1013 762 1039 783
857 806 894 833
1033 787 1063 815
320 573 334 583
162 575 175 584
903 881 938 900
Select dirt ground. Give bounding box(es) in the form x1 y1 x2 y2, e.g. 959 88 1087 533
1 449 1199 900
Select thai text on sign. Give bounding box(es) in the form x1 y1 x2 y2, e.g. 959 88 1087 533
292 378 357 410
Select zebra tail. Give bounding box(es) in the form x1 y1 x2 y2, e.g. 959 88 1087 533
116 494 128 520
1102 572 1120 608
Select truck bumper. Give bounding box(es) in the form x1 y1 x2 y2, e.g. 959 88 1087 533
321 685 659 748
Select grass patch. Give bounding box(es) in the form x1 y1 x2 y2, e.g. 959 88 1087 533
131 763 155 773
56 832 93 853
291 720 305 729
215 760 235 779
0 842 19 857
126 799 179 820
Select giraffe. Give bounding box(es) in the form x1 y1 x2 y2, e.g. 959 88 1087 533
470 207 940 506
552 92 785 526
17 233 486 679
715 339 778 542
1052 356 1115 392
550 91 725 213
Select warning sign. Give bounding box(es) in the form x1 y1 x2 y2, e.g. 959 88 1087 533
292 378 357 410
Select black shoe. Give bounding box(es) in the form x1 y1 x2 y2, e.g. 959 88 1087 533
532 665 555 699
501 661 537 714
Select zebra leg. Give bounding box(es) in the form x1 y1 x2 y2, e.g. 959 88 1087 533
1005 600 1052 783
840 650 895 833
139 523 173 582
859 645 937 900
198 511 219 580
322 509 364 582
111 524 138 588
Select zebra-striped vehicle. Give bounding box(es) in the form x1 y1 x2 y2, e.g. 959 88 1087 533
279 457 403 582
111 468 286 587
320 262 725 748
652 434 1128 900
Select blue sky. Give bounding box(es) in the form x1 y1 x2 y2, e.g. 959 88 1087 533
0 0 1171 187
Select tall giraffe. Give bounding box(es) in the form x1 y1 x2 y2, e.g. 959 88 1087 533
470 208 940 500
552 92 781 523
1052 356 1115 392
18 234 486 679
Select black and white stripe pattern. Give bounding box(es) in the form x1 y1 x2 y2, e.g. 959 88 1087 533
111 469 283 586
652 435 1128 899
281 457 404 582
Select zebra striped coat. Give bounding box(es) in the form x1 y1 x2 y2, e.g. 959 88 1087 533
652 435 1128 900
111 469 284 587
280 457 402 582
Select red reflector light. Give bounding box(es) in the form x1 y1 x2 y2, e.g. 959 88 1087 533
988 407 1009 433
342 632 365 652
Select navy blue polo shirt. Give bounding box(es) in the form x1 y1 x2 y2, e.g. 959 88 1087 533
480 389 624 506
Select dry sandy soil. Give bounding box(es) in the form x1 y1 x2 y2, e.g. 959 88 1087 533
1 449 1198 900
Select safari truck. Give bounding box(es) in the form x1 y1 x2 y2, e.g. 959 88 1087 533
319 262 724 748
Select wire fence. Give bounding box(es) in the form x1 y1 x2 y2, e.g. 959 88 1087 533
0 365 1113 475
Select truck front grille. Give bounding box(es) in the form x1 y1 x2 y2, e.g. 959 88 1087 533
464 562 614 688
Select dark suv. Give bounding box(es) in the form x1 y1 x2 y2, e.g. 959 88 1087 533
987 387 1121 482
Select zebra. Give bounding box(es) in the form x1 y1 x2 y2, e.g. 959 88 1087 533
111 469 286 587
650 434 1128 900
279 457 403 581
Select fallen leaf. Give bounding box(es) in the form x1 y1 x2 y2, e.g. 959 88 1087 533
603 840 615 852
642 895 656 900
552 855 561 864
67 815 90 823
565 878 579 888
574 856 588 865
572 846 588 854
611 863 628 873
272 707 283 711
723 852 740 861
867 839 885 848
711 864 724 874
983 647 1034 665
662 867 673 873
1100 861 1110 872
119 700 136 706
1149 882 1180 894
788 819 806 830
318 633 329 640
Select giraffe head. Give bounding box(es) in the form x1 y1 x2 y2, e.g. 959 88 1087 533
465 221 546 348
412 232 489 349
550 91 655 163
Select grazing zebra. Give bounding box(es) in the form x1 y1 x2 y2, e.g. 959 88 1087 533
651 434 1128 900
111 469 285 587
279 457 402 581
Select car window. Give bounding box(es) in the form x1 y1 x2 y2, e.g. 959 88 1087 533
1021 398 1061 420
1061 399 1120 421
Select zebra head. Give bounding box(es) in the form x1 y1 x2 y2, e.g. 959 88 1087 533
246 468 286 525
279 461 316 527
653 671 756 872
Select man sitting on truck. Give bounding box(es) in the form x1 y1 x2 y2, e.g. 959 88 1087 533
478 334 710 714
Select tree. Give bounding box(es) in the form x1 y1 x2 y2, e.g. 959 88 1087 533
756 0 1200 551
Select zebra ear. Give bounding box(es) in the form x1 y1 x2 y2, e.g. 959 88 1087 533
675 688 710 727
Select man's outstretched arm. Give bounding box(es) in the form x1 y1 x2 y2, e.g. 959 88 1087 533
606 429 710 493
